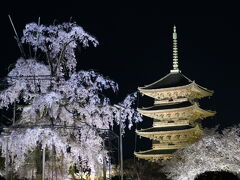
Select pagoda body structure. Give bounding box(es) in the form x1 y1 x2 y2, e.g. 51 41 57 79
134 26 216 162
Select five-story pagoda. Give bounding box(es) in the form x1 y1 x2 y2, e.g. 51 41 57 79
134 26 216 162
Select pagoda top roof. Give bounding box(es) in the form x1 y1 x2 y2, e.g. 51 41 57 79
136 149 177 155
141 101 192 110
139 72 192 90
137 125 193 133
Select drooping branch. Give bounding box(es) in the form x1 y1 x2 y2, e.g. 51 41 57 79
54 39 75 76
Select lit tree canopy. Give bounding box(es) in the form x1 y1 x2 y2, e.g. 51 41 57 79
21 22 98 76
0 20 142 179
162 125 240 180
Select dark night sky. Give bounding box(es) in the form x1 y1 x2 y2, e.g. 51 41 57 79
0 4 240 159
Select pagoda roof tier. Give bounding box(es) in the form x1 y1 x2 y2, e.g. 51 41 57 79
137 125 192 132
134 149 177 161
152 143 187 149
138 72 213 100
153 119 192 127
138 102 216 121
136 125 203 142
141 101 192 110
139 72 191 89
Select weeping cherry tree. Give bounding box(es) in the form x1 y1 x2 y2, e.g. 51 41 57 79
0 20 142 179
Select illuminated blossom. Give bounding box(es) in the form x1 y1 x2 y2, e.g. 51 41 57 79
162 125 240 180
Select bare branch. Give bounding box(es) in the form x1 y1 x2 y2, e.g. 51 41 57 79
8 15 26 59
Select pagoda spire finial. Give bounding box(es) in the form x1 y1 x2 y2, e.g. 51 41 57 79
171 25 181 73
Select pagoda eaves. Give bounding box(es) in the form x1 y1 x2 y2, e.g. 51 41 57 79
136 125 203 143
139 76 213 100
134 149 174 161
137 102 216 121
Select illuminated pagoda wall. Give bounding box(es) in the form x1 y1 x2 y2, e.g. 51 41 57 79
134 26 216 162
